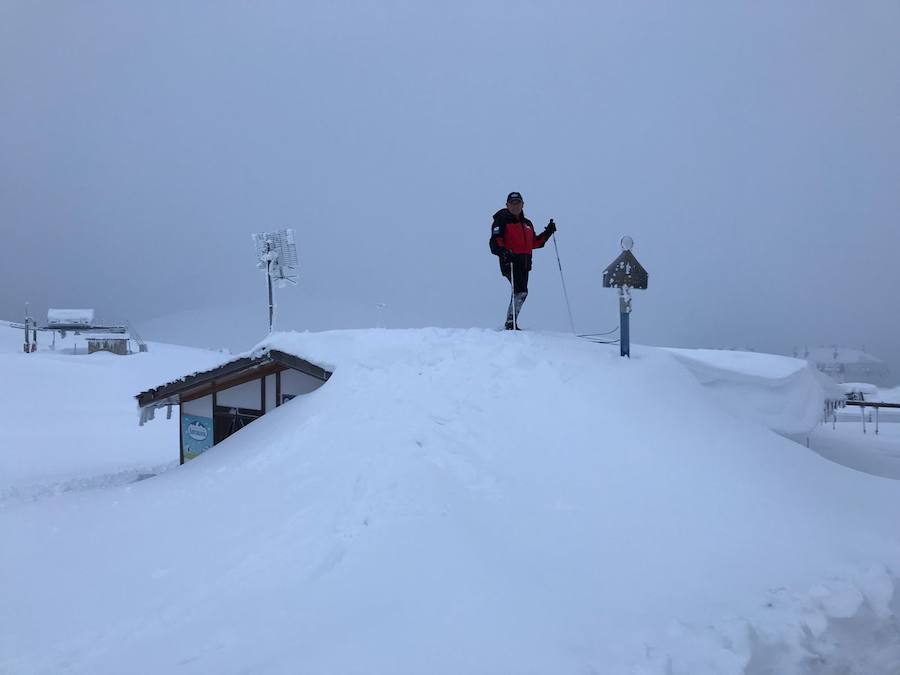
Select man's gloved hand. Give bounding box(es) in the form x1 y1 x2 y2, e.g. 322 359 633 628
544 219 557 236
499 249 513 266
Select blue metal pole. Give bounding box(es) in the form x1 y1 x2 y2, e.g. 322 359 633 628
618 287 631 357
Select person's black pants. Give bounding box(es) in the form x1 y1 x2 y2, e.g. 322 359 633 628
502 261 529 325
501 262 529 294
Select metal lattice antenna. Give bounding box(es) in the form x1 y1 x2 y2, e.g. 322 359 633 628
252 229 300 333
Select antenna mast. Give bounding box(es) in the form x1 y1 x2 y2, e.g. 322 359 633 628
252 229 299 334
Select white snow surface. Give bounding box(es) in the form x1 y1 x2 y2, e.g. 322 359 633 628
664 348 834 436
3 327 900 674
879 386 900 404
0 325 227 501
806 422 900 481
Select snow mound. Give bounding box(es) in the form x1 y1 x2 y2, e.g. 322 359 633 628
2 328 899 674
665 348 838 435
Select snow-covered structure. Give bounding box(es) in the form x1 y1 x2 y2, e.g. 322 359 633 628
841 381 880 401
86 333 130 356
46 308 95 327
43 309 140 353
805 346 892 387
137 347 331 463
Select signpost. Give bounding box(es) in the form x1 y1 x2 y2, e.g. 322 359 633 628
602 236 648 358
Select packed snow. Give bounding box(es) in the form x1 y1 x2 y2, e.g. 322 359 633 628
2 327 900 674
807 422 900 481
0 325 227 503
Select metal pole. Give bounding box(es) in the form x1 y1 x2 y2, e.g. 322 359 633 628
265 241 275 334
861 405 866 434
876 406 879 435
267 260 274 333
23 303 28 353
619 286 631 358
551 236 576 334
510 262 518 330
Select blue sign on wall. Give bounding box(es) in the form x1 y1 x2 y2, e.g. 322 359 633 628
181 414 213 461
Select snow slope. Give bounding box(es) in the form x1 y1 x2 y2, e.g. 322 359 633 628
2 328 900 674
807 422 900 481
0 324 227 502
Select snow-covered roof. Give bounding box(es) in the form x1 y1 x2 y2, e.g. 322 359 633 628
840 382 879 395
136 343 330 411
47 308 95 325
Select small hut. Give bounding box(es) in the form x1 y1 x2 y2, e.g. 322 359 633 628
86 334 130 356
136 348 331 463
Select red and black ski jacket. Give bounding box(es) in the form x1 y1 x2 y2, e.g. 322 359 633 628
490 208 550 271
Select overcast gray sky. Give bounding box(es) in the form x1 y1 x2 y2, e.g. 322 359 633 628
2 1 898 375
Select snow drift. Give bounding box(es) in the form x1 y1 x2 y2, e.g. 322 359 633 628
665 348 842 436
2 328 900 674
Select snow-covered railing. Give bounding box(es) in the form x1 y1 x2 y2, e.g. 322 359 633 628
126 321 149 353
845 400 900 435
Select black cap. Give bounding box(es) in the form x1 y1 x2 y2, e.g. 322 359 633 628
506 191 523 203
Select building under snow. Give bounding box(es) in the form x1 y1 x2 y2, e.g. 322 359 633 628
803 347 892 387
136 347 331 463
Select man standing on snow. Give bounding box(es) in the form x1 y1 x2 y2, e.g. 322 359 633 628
489 191 556 330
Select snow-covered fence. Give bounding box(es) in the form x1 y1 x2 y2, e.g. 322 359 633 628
845 400 900 435
126 321 149 353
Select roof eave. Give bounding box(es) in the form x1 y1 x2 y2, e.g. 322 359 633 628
135 349 330 410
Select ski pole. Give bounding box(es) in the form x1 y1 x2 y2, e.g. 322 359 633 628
510 261 518 330
551 224 576 334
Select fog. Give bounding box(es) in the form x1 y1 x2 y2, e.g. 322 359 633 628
2 2 898 378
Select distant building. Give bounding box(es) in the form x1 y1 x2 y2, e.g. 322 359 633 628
41 308 147 353
136 347 331 464
804 347 892 387
86 334 130 356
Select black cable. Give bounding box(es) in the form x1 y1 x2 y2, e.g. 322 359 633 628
578 336 620 345
577 326 620 338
